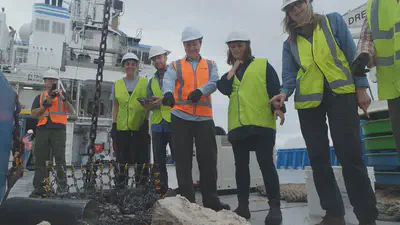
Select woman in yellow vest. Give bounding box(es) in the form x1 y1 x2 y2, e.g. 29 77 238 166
110 52 149 188
270 1 378 225
217 31 285 225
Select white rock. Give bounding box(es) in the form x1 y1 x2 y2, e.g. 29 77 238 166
37 222 51 225
151 196 251 225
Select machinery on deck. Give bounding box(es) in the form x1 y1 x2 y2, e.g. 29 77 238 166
0 1 163 225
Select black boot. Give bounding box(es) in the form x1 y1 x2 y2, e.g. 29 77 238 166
204 200 231 212
265 199 282 225
233 201 251 219
29 190 44 198
315 215 345 225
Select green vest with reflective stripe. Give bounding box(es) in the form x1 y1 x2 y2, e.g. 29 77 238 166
228 58 276 132
289 16 355 109
367 0 400 100
115 77 148 131
395 5 400 95
150 77 171 124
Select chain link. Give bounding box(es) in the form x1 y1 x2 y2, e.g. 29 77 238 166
44 162 163 225
35 1 166 224
87 0 112 160
11 93 24 169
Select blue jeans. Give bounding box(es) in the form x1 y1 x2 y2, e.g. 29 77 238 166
22 150 31 169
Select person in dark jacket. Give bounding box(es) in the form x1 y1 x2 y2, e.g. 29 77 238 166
217 31 285 225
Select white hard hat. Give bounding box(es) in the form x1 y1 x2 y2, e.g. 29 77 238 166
149 46 170 59
27 129 34 134
122 52 139 64
225 31 250 44
43 69 59 80
281 0 313 11
181 26 203 42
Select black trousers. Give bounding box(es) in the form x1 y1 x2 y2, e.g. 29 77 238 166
170 114 220 206
152 131 174 192
298 90 378 223
231 134 280 204
33 128 66 193
115 121 150 187
388 97 400 162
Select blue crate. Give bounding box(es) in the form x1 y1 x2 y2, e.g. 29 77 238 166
276 147 339 169
360 120 370 166
366 152 400 167
375 172 400 185
276 120 370 170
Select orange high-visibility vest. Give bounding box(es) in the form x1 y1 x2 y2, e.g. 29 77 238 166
172 58 213 117
37 92 68 126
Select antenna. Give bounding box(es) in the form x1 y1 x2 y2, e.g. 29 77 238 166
133 28 142 44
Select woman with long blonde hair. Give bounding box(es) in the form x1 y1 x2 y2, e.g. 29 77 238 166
217 31 285 225
270 1 378 225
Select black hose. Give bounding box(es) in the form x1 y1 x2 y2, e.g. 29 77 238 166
0 197 99 225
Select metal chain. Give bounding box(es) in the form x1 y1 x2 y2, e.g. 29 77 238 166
46 162 163 225
40 1 167 223
98 163 105 197
106 163 114 191
83 0 112 197
87 0 112 160
71 166 81 198
11 93 23 168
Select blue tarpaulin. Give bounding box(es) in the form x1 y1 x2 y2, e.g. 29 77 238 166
0 72 16 203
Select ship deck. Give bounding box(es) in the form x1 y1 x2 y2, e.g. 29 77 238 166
7 166 398 225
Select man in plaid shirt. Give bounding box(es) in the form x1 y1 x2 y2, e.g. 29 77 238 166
353 3 400 162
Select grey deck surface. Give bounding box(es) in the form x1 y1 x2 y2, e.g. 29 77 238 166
6 166 399 225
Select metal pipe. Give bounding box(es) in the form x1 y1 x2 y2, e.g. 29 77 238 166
0 197 99 225
76 80 81 117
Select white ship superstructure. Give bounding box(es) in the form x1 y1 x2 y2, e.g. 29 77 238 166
1 0 159 166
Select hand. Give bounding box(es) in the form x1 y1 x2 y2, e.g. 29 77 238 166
269 93 286 109
274 110 285 126
111 122 117 139
150 96 162 106
233 60 243 70
162 92 175 108
227 60 243 80
352 53 370 77
187 89 203 103
42 99 52 108
356 88 371 118
51 89 65 101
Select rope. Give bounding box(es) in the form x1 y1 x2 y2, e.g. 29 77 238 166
377 200 400 222
256 184 308 203
256 184 400 222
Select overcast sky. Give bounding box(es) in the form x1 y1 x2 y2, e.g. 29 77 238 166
2 0 377 148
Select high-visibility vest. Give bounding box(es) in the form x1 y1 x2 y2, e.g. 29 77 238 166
23 136 33 151
367 0 400 100
289 15 355 109
172 58 213 117
150 77 171 124
37 92 67 126
228 58 276 132
114 77 148 131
